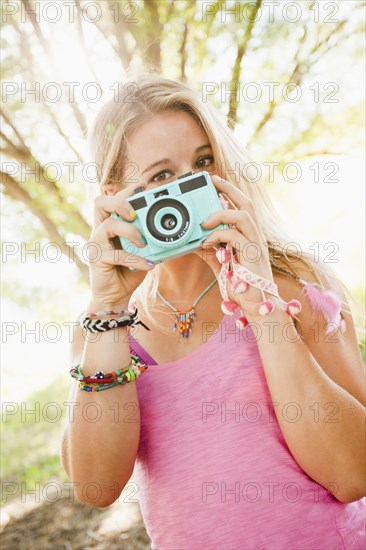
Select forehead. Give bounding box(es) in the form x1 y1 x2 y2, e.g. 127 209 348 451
126 111 209 165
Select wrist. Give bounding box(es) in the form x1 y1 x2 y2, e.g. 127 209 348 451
242 296 293 325
86 298 133 313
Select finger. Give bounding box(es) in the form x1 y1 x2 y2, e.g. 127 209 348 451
93 183 147 229
202 228 244 248
91 216 146 249
93 246 155 271
202 227 262 267
211 175 253 209
219 191 237 211
201 210 263 246
212 176 267 243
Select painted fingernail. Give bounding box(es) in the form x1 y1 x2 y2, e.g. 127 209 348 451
147 260 155 266
129 209 137 220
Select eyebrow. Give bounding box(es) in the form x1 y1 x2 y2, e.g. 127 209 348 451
141 144 212 175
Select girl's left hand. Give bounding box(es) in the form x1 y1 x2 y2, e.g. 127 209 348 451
194 175 275 310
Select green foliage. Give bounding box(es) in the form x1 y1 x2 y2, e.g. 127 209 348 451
1 377 71 505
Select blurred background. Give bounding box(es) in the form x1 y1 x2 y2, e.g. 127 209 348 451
1 1 365 548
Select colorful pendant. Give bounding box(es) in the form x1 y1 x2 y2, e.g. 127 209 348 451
173 307 196 340
157 279 217 341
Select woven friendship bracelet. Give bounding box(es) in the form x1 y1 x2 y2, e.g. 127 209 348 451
80 308 150 333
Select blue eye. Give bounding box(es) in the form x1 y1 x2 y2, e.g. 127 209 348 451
195 155 214 168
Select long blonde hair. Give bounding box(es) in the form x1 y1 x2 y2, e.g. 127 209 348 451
88 73 363 340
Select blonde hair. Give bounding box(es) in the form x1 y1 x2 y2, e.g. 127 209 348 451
88 73 364 341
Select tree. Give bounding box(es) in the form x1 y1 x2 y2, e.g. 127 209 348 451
1 0 365 285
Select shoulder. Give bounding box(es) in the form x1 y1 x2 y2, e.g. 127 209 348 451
273 257 365 407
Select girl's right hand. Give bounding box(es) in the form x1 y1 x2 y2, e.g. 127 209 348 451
85 185 155 309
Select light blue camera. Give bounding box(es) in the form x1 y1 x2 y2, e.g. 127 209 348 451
111 171 228 264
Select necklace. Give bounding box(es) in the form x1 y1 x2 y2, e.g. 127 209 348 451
156 279 217 340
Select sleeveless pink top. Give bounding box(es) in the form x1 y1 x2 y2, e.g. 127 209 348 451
129 311 365 550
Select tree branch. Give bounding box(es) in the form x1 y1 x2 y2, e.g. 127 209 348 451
250 5 362 141
1 171 89 281
74 0 103 85
179 24 188 82
21 0 88 136
227 0 262 129
1 116 91 239
142 1 162 69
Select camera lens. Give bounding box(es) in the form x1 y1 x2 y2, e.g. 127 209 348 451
146 198 193 246
161 214 177 230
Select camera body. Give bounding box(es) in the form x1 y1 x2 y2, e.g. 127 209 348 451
111 171 228 264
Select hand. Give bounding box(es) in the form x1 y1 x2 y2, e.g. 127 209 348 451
85 184 155 309
194 175 275 313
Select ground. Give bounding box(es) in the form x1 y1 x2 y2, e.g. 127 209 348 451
1 485 152 550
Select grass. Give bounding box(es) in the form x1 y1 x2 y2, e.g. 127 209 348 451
1 376 71 505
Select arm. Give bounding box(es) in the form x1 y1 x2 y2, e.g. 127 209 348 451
245 272 366 504
60 185 156 507
199 176 365 504
61 301 141 508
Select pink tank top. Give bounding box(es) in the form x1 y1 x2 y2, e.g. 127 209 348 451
129 310 365 550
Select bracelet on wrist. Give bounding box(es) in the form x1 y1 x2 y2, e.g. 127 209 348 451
80 307 150 333
69 354 148 392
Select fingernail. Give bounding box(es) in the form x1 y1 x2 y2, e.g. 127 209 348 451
129 209 137 220
140 235 147 246
128 267 139 272
200 217 209 226
147 260 155 266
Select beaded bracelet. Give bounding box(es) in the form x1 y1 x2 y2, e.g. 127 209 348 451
70 354 148 392
80 307 150 333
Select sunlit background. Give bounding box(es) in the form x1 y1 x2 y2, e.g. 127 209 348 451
1 0 365 546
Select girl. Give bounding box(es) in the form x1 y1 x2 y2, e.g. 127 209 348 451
61 74 365 550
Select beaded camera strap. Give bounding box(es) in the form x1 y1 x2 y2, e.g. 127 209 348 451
215 244 345 334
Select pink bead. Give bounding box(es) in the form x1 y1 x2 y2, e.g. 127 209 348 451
258 299 275 316
230 279 248 294
285 299 302 316
235 316 249 330
221 300 239 315
216 248 231 264
227 270 234 281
